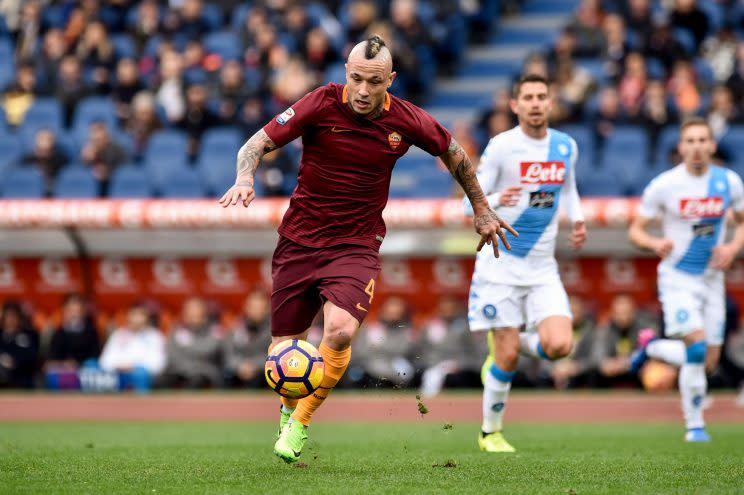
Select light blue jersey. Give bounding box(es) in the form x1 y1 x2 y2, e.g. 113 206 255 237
464 126 583 285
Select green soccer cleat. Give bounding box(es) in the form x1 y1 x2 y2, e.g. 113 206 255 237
274 420 308 463
276 406 293 439
478 431 516 453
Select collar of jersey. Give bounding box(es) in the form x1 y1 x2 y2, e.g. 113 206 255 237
342 84 391 113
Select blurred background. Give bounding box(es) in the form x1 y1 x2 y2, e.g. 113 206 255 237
1 0 744 399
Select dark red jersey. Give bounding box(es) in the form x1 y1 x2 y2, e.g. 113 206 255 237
263 83 451 250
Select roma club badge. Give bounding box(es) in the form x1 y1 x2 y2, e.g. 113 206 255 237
388 131 402 150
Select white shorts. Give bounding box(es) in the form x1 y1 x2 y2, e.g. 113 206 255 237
467 277 572 332
659 272 725 346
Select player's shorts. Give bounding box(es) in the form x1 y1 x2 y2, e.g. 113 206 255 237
658 271 725 345
270 235 381 337
467 276 571 332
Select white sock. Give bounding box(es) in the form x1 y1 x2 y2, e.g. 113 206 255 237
646 339 686 367
679 363 707 430
519 333 551 360
482 365 514 433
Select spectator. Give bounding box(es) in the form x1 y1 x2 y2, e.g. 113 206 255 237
155 49 185 124
638 80 677 162
707 85 741 141
21 129 70 196
598 294 653 384
257 148 297 197
669 0 709 52
726 43 744 105
617 51 647 117
644 19 686 73
554 60 595 122
302 28 339 78
223 289 272 388
270 57 315 109
36 29 69 95
237 96 270 140
2 61 37 126
160 297 223 388
591 86 627 156
99 302 166 392
164 0 211 42
81 121 128 196
701 26 738 84
214 59 254 123
182 39 208 82
547 28 580 72
111 58 145 123
475 88 516 145
0 301 39 389
568 0 606 56
14 0 42 61
55 56 92 128
176 83 222 158
125 90 162 159
283 2 313 49
416 295 486 397
667 59 701 117
45 293 100 371
622 0 653 48
601 13 632 82
129 0 161 54
75 21 117 93
346 296 415 388
551 295 597 389
389 0 433 102
345 0 378 43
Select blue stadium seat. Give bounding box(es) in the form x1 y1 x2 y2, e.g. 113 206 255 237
418 170 454 197
199 127 242 160
144 129 189 166
109 165 153 198
601 127 649 167
159 167 206 198
0 135 23 171
53 165 98 198
1 168 45 198
0 57 15 90
144 155 190 191
577 166 627 197
557 124 595 167
21 98 63 135
197 154 236 196
655 126 679 167
202 3 224 31
204 31 242 60
718 126 744 167
73 97 118 136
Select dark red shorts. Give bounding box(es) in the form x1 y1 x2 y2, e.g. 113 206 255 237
270 235 381 337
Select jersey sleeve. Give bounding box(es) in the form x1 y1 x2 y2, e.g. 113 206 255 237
406 105 452 156
560 137 584 223
462 136 502 216
263 86 329 148
638 176 664 219
727 169 744 213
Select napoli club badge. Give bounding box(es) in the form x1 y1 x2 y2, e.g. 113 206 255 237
388 131 402 150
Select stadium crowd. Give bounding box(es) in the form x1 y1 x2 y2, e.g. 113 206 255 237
2 290 744 396
0 0 489 197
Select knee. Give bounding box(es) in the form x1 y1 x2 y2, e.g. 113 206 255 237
494 347 519 371
542 338 573 360
323 322 354 350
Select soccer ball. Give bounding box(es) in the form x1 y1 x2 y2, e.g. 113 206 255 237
265 339 324 398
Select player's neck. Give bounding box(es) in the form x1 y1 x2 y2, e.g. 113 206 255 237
683 162 709 176
519 122 548 140
348 101 384 120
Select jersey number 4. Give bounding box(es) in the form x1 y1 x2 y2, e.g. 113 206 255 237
365 279 375 304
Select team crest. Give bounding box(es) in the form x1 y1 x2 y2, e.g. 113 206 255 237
558 143 569 157
483 304 497 320
388 131 402 150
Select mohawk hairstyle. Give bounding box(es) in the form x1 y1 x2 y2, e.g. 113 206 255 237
365 35 386 59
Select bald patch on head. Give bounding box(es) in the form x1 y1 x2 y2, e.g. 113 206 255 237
348 40 393 74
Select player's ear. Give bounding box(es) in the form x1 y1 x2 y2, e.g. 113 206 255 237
388 71 396 88
509 98 518 114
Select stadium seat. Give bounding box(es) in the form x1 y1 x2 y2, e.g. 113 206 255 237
577 166 627 197
53 165 98 198
0 134 23 171
159 168 206 198
21 98 63 135
204 31 243 61
601 127 649 167
111 33 137 59
73 97 118 136
144 129 189 166
197 154 236 196
108 165 153 198
1 168 45 198
655 126 679 167
202 3 224 31
144 155 190 192
199 127 243 160
718 126 744 167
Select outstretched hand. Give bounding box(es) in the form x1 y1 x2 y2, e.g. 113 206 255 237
474 208 518 257
219 182 255 208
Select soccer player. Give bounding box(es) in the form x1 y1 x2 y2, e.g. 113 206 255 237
464 74 586 453
628 117 744 442
219 35 516 463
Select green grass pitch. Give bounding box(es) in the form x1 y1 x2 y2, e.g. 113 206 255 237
1 422 743 494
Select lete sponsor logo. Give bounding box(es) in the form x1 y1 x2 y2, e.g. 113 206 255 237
520 161 565 185
679 197 724 218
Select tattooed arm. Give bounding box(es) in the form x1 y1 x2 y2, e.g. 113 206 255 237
439 138 518 256
219 129 278 208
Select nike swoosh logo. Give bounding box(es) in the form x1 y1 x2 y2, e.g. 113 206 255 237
356 303 368 312
293 450 301 457
331 126 352 133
